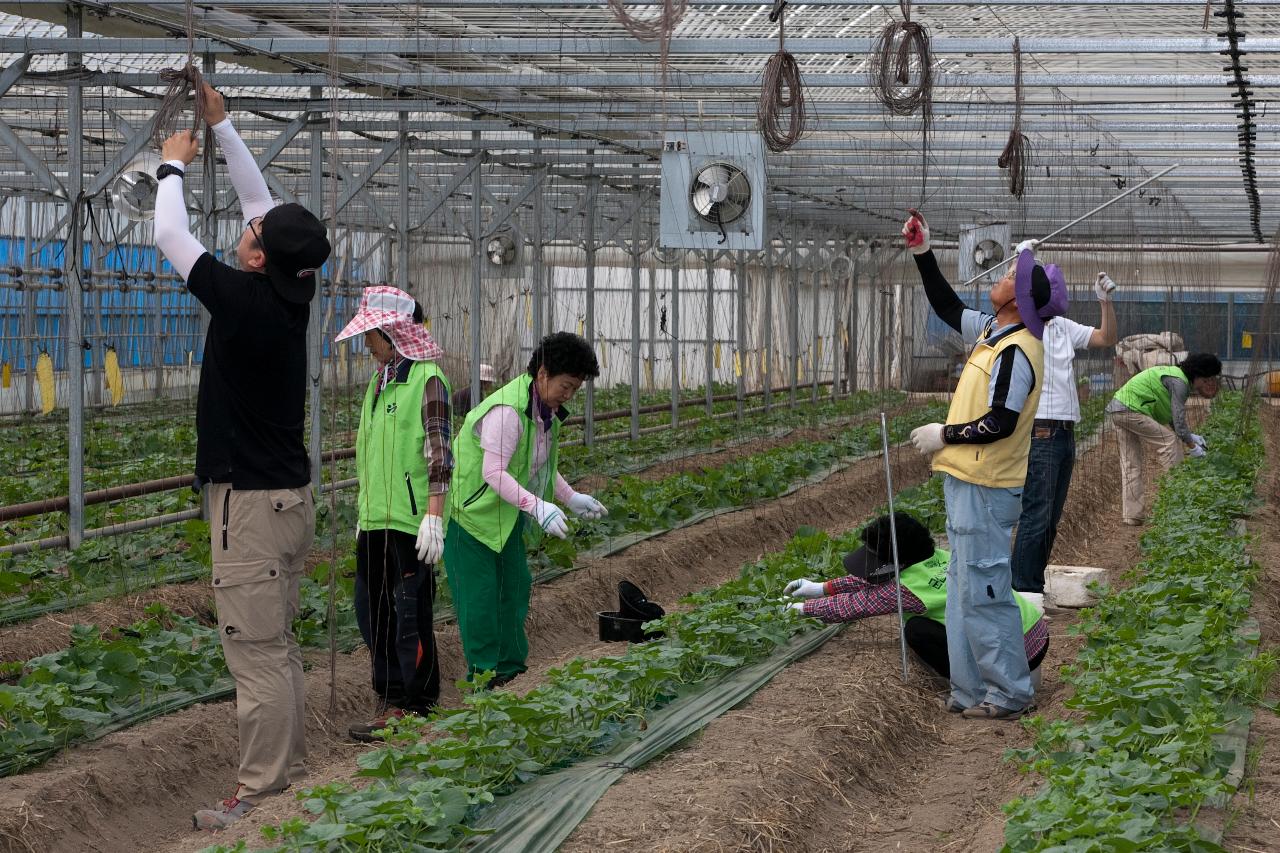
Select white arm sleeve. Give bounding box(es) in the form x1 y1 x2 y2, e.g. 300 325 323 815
153 160 206 281
211 117 275 224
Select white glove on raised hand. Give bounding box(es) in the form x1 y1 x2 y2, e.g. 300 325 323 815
779 601 808 615
901 210 930 255
1095 272 1117 302
532 500 570 539
1014 239 1040 256
783 578 826 599
1187 444 1207 459
910 423 947 456
1189 433 1207 449
566 491 608 520
415 514 444 564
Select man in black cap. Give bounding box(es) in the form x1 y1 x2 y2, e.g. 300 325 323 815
155 83 331 831
783 513 1049 689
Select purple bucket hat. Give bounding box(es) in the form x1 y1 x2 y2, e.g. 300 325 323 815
1014 249 1069 340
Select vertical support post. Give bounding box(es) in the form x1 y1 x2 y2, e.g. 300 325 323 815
306 91 325 490
811 263 821 407
398 113 411 291
831 253 842 402
670 263 680 428
88 220 102 406
763 251 773 412
735 250 746 420
469 126 484 411
152 238 163 400
23 198 36 411
545 265 555 336
66 5 85 548
531 133 544 348
849 255 861 396
647 261 657 394
704 252 714 417
783 240 793 404
583 166 598 447
629 171 642 441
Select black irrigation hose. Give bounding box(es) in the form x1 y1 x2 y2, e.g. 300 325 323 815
998 37 1031 199
757 8 808 154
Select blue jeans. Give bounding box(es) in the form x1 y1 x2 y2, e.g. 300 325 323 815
1011 425 1077 593
943 474 1034 711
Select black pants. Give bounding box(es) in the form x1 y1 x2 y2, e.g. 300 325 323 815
354 529 440 713
904 617 1047 680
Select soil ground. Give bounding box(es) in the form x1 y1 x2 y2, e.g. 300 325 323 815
0 444 929 853
561 427 1149 853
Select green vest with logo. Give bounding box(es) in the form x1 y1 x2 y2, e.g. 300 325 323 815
450 374 563 553
355 359 450 536
1114 365 1186 427
900 548 1040 633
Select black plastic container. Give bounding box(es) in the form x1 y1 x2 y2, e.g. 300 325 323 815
597 610 663 643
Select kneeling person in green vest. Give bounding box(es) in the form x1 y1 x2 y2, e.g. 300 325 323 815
446 332 604 687
1106 354 1222 526
335 286 453 742
783 513 1049 690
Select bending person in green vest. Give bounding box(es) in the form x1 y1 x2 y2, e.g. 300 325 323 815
783 513 1049 687
336 286 453 742
446 332 604 687
1106 354 1221 525
902 210 1064 721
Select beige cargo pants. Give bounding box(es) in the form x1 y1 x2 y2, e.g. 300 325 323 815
1110 410 1184 522
208 483 314 803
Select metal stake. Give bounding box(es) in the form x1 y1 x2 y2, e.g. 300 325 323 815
880 412 910 682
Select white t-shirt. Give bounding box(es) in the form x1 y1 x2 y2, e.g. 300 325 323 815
1035 316 1096 422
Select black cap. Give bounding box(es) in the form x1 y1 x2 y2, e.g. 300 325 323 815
841 513 935 584
259 203 331 305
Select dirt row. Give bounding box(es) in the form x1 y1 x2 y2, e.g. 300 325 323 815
0 401 917 666
0 442 930 853
561 428 1149 853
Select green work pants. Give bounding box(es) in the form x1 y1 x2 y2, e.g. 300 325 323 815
444 516 531 679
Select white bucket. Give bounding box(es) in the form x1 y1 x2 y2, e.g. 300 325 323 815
1045 565 1107 608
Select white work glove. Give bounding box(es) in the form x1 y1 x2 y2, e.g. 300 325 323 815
532 500 570 539
1014 238 1040 256
779 601 808 615
783 578 826 599
1187 444 1207 459
1189 433 1207 449
1095 272 1117 302
415 514 444 564
566 491 608 520
910 423 947 456
901 210 930 255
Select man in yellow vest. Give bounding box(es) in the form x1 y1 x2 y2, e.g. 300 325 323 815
901 211 1063 720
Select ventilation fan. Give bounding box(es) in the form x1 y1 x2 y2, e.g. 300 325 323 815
690 162 751 235
973 239 1004 270
486 232 518 267
659 132 766 251
650 244 685 266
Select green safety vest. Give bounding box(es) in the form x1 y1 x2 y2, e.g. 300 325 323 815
449 374 565 553
1113 365 1186 427
355 359 450 536
900 548 1040 634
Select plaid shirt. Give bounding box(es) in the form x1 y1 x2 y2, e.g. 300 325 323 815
803 575 1050 661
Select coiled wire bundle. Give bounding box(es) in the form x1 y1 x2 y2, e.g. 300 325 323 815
608 0 688 72
869 0 933 123
757 10 808 153
151 63 208 150
997 37 1031 199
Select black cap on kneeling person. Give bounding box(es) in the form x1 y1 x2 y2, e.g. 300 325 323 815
842 512 935 584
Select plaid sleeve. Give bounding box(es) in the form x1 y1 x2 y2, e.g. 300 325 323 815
825 575 869 596
803 583 927 623
1024 617 1050 661
422 376 454 495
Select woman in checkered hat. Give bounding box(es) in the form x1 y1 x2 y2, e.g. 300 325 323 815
335 286 452 741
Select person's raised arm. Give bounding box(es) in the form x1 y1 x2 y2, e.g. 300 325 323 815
153 131 207 282
201 84 275 223
1089 273 1119 348
902 211 966 333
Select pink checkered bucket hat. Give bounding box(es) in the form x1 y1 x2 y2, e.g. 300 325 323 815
335 285 443 361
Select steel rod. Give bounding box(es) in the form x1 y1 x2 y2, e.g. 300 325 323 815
879 412 911 683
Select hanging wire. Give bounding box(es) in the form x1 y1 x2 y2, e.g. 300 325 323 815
869 0 933 202
997 37 1032 200
150 1 206 150
326 0 342 719
757 3 808 154
607 0 687 74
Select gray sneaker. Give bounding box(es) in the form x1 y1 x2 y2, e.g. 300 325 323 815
193 787 255 831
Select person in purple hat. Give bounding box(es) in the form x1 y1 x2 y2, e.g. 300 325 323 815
900 210 1056 720
1010 243 1118 594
